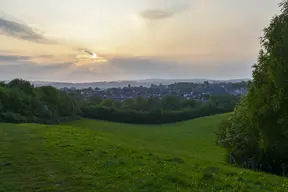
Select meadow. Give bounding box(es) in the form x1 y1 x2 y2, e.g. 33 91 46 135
0 113 287 192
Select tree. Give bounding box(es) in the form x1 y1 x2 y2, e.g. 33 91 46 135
7 78 35 95
0 86 9 109
0 100 2 112
217 1 288 174
182 98 197 108
0 81 6 87
147 97 161 110
0 79 79 124
100 99 116 108
121 98 134 109
134 96 148 111
162 95 181 110
89 96 103 105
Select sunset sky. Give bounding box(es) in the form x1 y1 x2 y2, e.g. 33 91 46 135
0 0 281 82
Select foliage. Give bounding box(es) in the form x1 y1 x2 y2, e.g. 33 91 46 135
1 114 287 192
0 78 239 124
0 79 80 124
217 1 288 176
81 94 239 124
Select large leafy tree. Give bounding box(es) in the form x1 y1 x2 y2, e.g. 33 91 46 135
218 0 288 173
0 79 79 123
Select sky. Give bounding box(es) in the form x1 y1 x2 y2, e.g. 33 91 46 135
0 0 281 82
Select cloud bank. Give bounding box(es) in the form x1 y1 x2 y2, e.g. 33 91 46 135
0 54 31 62
0 18 52 44
0 53 253 82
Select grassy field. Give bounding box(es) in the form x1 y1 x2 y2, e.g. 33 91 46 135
0 113 288 192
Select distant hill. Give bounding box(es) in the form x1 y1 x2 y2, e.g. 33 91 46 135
137 78 250 84
28 78 250 89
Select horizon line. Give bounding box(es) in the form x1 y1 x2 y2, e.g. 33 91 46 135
1 77 251 84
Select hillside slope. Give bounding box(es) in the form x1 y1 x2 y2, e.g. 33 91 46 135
0 114 287 191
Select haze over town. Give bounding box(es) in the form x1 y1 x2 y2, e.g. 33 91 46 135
0 0 281 82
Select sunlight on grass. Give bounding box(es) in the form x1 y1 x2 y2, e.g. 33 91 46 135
0 114 287 191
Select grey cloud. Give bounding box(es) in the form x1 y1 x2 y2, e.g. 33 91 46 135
0 53 72 73
37 55 53 58
0 61 73 81
37 54 54 58
108 57 177 74
0 55 252 81
104 56 252 79
140 1 191 20
0 17 52 44
83 50 95 56
74 56 252 80
0 54 31 62
38 62 73 70
0 53 72 64
140 9 174 20
0 61 72 71
77 48 98 57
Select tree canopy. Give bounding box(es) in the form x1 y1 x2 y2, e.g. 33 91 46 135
217 0 288 175
0 79 80 123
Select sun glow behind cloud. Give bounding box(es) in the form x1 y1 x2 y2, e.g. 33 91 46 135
0 0 281 81
74 49 108 66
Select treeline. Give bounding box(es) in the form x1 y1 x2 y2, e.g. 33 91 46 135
0 79 240 124
80 94 239 124
0 79 80 124
216 1 288 176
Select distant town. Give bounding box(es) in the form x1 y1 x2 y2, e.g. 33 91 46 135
60 80 248 102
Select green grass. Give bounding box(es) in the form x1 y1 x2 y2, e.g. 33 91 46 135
0 113 287 191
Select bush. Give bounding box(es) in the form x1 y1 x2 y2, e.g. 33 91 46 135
215 118 231 147
82 104 231 124
1 112 27 123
